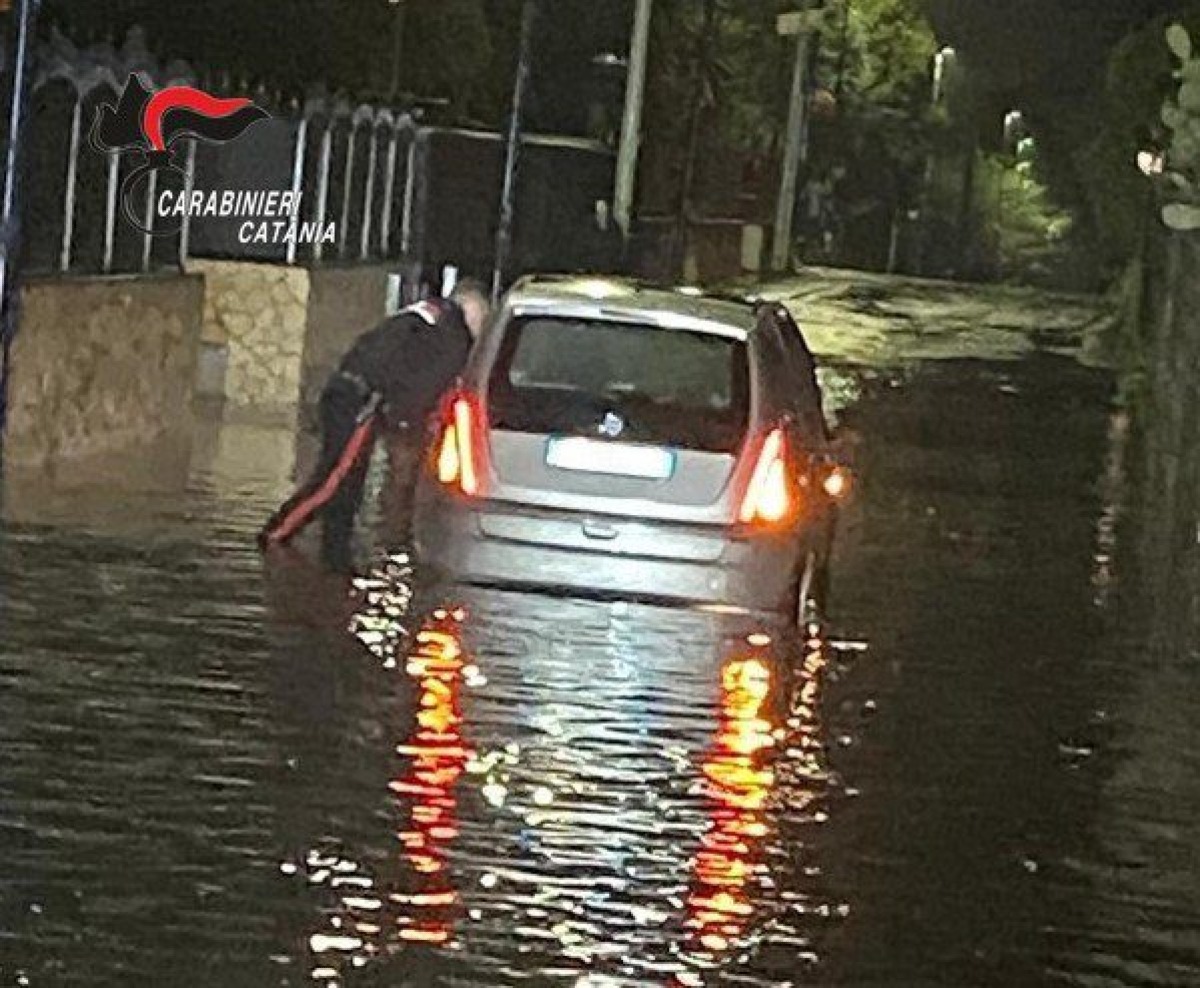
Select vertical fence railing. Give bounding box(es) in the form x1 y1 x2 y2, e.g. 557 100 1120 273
58 96 82 272
338 117 359 259
380 121 400 257
285 113 308 266
140 168 157 270
359 119 379 260
23 39 515 276
313 122 333 263
22 79 435 278
400 132 418 261
101 153 118 273
178 141 196 267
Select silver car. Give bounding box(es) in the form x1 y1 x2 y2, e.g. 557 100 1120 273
413 276 848 619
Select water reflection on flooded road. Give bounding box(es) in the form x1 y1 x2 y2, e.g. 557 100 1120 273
295 574 848 987
3 353 1199 987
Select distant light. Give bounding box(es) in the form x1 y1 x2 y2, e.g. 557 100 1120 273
823 466 850 499
932 46 955 104
1137 150 1165 176
591 52 628 69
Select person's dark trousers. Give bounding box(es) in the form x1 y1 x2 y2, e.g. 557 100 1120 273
259 377 378 571
378 427 426 547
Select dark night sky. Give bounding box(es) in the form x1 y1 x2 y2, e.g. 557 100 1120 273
23 0 1189 151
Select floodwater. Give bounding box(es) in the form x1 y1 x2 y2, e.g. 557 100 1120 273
3 310 1199 987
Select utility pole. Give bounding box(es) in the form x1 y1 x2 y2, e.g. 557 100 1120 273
771 9 811 273
613 0 652 239
492 0 538 303
0 0 41 444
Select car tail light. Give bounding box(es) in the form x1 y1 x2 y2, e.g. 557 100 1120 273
738 427 795 525
434 391 488 497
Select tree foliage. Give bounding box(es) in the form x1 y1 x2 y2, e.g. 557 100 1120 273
635 0 940 238
808 0 938 266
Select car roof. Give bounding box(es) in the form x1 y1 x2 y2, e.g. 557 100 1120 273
502 275 759 341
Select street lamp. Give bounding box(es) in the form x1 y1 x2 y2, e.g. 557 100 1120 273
996 110 1025 256
932 45 955 107
1137 149 1165 176
1003 109 1024 154
917 44 955 275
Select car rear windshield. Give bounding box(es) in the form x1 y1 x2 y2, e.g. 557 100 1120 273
487 317 749 453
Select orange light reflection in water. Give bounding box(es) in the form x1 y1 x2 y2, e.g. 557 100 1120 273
679 635 828 972
387 608 472 947
683 653 775 959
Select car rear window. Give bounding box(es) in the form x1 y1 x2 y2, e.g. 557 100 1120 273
487 317 749 453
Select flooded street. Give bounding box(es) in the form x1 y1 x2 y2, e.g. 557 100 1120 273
3 294 1199 987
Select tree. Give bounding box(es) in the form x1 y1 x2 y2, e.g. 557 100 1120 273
802 0 938 267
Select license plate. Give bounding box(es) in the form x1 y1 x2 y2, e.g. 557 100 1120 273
545 437 675 480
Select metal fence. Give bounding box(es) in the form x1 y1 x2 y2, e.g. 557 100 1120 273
13 29 620 285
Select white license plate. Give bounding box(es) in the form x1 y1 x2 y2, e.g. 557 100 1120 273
545 437 675 480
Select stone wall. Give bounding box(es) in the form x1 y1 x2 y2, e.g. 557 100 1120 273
5 274 204 472
4 262 394 473
189 259 311 412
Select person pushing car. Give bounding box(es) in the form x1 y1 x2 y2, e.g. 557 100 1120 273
258 279 490 570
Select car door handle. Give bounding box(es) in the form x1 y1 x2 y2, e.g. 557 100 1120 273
582 520 619 540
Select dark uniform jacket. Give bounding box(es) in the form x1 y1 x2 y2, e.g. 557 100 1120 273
335 298 473 429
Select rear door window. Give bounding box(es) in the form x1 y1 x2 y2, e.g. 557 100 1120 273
488 317 749 453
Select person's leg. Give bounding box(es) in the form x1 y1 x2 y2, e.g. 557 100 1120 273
318 426 375 572
259 382 367 549
378 425 425 547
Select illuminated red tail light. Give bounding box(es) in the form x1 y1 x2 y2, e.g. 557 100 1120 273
434 391 488 497
737 427 795 526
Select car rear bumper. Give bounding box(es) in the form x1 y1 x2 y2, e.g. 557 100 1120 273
413 488 812 613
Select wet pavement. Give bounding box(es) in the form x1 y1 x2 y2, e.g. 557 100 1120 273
3 302 1200 987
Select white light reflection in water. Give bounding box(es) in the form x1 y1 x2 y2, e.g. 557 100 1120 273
348 552 415 668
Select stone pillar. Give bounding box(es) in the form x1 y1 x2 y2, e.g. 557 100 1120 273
188 259 311 414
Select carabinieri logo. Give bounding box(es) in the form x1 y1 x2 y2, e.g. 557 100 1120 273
90 73 269 235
